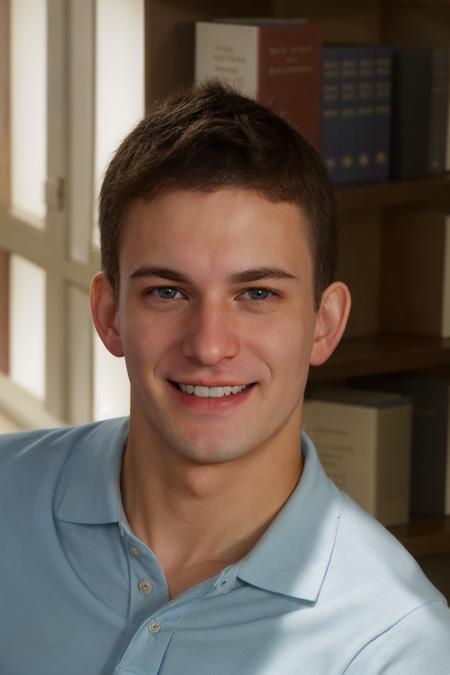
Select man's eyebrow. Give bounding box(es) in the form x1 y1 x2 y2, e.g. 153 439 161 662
228 267 298 283
129 266 298 284
130 266 189 283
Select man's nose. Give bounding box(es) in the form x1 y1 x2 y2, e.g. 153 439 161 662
181 301 240 366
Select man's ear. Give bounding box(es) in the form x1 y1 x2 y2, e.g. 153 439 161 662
90 272 125 357
310 281 351 366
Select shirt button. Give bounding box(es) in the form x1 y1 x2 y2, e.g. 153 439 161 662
148 620 161 634
138 579 153 595
129 546 141 559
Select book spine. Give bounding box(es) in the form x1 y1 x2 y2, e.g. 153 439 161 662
355 46 376 181
338 47 358 182
320 47 341 182
258 24 323 149
391 48 432 180
195 22 258 96
373 45 392 180
427 48 449 175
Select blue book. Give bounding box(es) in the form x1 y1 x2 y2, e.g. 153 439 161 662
373 45 393 180
337 46 358 182
355 46 376 181
321 46 341 182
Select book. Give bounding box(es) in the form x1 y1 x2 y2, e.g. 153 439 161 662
195 20 322 148
303 388 412 526
337 46 358 181
320 44 392 184
428 49 449 175
321 46 341 181
351 371 450 516
391 48 449 179
355 46 376 181
373 45 392 180
390 48 430 179
381 205 450 338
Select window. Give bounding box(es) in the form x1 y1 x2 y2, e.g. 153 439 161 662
0 0 144 430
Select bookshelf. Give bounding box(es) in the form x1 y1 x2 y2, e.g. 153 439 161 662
389 515 450 558
336 175 450 211
311 335 450 381
143 0 450 573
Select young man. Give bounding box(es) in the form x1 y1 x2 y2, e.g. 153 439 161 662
1 82 449 674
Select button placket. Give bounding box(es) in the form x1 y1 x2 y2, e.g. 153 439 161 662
129 546 141 559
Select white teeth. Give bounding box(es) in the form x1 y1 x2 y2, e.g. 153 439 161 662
177 383 251 397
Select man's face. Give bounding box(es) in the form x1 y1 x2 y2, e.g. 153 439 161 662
111 188 323 466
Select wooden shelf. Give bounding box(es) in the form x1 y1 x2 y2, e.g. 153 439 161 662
382 0 450 7
335 174 450 211
389 516 450 557
311 334 450 381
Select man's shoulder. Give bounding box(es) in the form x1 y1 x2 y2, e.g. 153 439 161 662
330 488 448 623
0 417 128 477
343 597 450 674
0 416 129 533
318 488 450 670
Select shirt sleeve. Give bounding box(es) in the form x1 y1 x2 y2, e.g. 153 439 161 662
343 599 450 674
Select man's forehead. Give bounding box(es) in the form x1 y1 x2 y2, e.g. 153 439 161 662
119 189 314 279
123 188 308 226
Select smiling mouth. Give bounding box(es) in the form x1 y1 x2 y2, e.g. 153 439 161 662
169 381 255 398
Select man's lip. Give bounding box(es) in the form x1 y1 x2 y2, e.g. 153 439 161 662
168 379 256 387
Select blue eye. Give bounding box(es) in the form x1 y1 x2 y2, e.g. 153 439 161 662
242 288 279 301
147 287 184 300
145 286 279 302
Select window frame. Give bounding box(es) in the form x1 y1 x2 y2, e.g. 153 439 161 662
0 0 99 428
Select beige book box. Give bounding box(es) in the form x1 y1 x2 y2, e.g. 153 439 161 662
303 389 412 526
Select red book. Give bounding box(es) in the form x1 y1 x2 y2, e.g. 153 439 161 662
195 19 323 149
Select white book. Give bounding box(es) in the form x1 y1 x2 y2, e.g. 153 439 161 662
303 389 412 526
196 22 259 98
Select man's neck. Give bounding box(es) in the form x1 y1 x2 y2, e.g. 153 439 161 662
120 416 303 591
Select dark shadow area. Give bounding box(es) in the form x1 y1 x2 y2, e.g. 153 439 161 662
417 553 450 603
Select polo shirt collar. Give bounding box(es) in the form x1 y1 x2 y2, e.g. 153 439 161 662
237 433 343 603
56 417 129 525
56 418 342 603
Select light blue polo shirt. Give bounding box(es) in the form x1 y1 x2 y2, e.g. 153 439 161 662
0 417 449 674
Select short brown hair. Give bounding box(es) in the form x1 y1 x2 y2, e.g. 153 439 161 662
99 80 337 308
